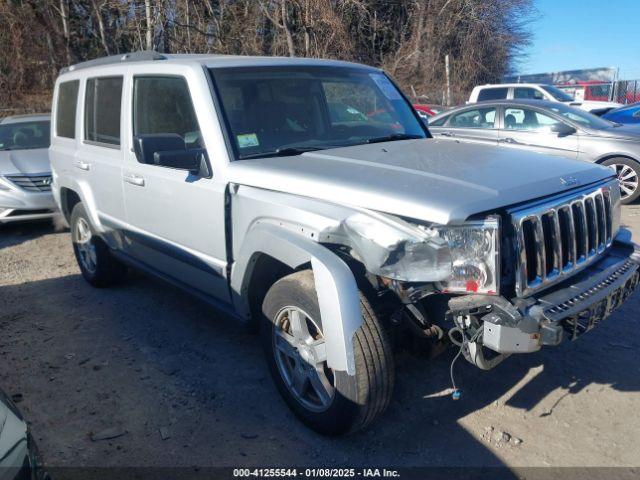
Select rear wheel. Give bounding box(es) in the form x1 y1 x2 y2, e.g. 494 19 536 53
70 203 127 287
602 157 640 204
261 270 394 435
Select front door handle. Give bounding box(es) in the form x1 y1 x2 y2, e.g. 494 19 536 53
439 132 454 137
499 137 519 144
123 173 145 187
74 160 91 171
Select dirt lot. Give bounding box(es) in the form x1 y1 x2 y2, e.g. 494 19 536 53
1 205 639 470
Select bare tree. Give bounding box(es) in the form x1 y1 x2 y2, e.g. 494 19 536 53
0 0 536 110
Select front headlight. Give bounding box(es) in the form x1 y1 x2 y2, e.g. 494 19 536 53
337 212 500 294
340 212 452 282
0 177 12 191
429 217 500 294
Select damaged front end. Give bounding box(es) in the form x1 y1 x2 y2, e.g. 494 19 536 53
320 199 640 373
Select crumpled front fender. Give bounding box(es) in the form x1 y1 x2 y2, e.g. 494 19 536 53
231 221 362 375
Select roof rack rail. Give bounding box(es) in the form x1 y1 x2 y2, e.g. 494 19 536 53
60 51 166 74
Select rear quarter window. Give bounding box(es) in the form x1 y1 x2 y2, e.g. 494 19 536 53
56 80 79 138
477 87 508 101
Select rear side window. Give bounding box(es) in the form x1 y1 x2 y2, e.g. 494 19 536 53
477 87 508 101
56 80 79 138
429 115 449 127
448 107 496 129
85 77 123 146
133 76 201 148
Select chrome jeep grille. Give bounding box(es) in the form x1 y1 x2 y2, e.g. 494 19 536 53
512 181 621 297
5 173 53 192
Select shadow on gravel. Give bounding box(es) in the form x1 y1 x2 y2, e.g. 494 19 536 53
0 269 638 471
0 220 64 249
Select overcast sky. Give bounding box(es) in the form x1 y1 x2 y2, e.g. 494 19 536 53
520 0 640 80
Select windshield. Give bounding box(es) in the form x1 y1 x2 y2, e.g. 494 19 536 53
540 85 575 102
209 66 425 159
0 120 50 151
548 103 617 129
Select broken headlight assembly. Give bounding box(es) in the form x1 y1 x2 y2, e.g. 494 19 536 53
429 217 500 295
339 213 500 294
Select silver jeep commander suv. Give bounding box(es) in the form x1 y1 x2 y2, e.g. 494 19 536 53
50 52 640 435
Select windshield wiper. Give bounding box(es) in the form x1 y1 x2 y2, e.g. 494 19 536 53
239 145 329 160
366 133 424 144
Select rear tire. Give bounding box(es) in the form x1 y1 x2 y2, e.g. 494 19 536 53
602 157 640 204
70 203 127 287
261 270 394 435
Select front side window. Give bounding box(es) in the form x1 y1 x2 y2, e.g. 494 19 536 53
0 120 50 151
210 66 425 159
56 80 79 138
448 107 496 129
477 87 508 101
85 76 123 146
133 76 201 149
514 87 545 100
504 107 559 131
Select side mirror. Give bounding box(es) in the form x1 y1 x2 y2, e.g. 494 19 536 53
417 111 430 126
133 134 210 176
551 123 576 137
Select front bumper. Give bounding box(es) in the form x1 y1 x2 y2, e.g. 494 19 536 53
0 187 57 224
448 229 639 360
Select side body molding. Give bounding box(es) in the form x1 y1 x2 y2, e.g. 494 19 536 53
231 222 362 375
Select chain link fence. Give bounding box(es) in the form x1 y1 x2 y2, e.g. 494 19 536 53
613 80 640 104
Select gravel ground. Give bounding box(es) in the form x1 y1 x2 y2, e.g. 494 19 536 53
0 205 639 469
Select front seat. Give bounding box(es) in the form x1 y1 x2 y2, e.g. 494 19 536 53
504 114 517 129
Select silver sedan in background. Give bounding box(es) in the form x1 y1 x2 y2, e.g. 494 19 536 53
0 114 57 224
429 99 640 204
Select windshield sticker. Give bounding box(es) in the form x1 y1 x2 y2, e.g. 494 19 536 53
369 73 402 101
237 133 259 148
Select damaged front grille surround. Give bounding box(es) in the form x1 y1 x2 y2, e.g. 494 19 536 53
512 181 620 297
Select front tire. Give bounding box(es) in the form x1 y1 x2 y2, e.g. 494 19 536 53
70 203 127 287
602 157 640 204
261 270 394 435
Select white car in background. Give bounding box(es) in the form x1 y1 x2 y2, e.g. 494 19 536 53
468 83 621 113
0 114 58 224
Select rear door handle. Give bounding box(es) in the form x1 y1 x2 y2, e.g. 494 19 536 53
439 132 454 137
499 137 519 144
74 160 91 171
123 173 145 187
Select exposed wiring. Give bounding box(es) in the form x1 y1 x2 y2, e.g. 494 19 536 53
448 324 482 400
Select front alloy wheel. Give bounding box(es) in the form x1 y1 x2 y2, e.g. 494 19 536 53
273 306 334 412
262 270 394 435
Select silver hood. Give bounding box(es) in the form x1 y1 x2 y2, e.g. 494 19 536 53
585 124 640 142
228 139 614 224
0 148 51 175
